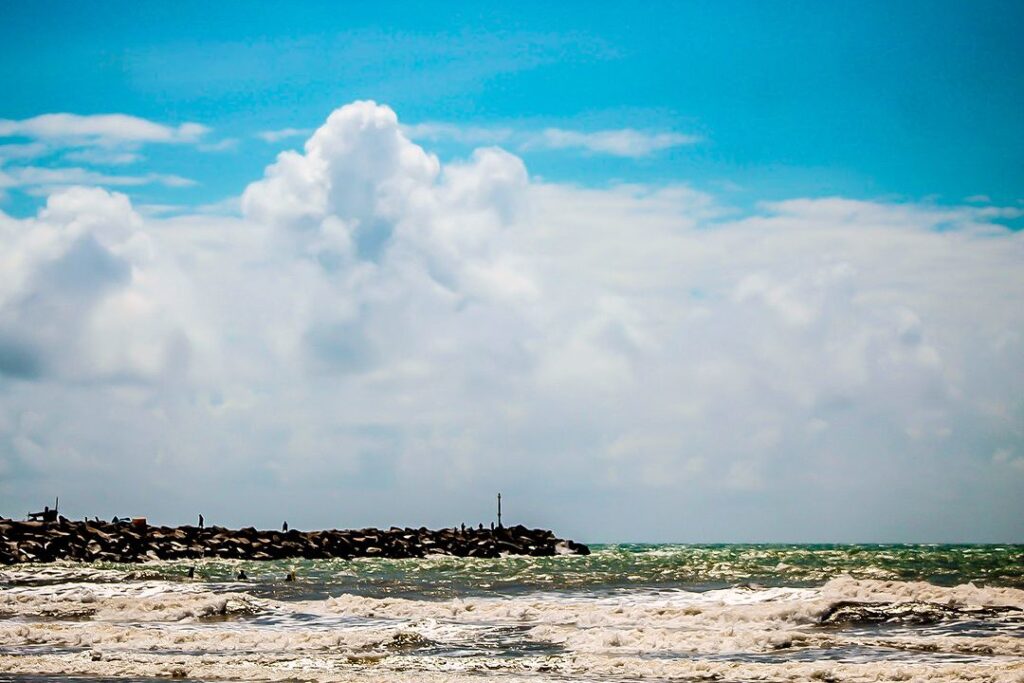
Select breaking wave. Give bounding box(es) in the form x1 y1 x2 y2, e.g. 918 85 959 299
1 545 1022 681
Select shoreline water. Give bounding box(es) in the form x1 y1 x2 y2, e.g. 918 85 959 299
1 544 1022 682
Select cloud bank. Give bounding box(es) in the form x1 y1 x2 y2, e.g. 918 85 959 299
1 101 1021 541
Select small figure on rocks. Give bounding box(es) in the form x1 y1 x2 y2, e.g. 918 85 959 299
478 523 483 530
282 521 288 532
490 522 495 531
198 514 204 529
460 523 466 533
236 569 247 580
28 505 54 523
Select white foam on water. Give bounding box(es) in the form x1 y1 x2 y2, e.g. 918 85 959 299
0 580 261 621
2 576 1023 681
821 575 1024 608
0 651 1022 682
0 620 424 654
318 579 1024 658
0 565 130 585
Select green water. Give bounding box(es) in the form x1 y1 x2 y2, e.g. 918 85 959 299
19 543 1023 600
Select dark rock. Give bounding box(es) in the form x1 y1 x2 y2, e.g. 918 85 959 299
0 518 589 564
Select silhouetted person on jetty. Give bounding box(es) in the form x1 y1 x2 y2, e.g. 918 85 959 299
198 514 204 528
282 521 288 531
28 498 59 523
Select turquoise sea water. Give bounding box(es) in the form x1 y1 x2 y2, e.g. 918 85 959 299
1 544 1022 682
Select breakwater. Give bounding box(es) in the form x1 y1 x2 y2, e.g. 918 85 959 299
0 518 590 564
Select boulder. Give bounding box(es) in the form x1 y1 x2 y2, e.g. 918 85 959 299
0 519 590 563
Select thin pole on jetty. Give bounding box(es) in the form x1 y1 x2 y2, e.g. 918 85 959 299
497 492 502 528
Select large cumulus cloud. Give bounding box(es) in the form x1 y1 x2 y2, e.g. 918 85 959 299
0 187 195 382
1 101 1021 541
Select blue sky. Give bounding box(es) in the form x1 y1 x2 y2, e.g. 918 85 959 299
1 2 1022 541
2 1 1022 215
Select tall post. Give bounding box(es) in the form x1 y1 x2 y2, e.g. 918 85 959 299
497 492 502 528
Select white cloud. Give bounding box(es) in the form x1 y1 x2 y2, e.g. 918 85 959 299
0 166 195 190
0 142 48 162
401 122 516 146
1 101 1021 541
529 127 699 156
0 113 208 146
403 122 698 157
256 127 313 143
243 101 441 241
198 138 240 152
0 113 210 192
0 187 199 383
63 149 143 165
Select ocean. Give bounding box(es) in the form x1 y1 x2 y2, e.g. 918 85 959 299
1 544 1022 682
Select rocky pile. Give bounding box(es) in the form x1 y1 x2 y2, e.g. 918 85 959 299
0 518 590 564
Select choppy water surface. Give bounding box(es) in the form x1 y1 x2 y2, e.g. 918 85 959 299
1 544 1022 682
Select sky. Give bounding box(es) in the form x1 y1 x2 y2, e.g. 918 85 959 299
0 2 1022 542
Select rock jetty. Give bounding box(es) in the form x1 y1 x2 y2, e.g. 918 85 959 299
0 518 590 564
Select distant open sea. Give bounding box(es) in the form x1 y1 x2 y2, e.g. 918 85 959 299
2 544 1022 682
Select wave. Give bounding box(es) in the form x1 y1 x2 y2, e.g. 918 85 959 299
1 575 1022 681
0 581 261 622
